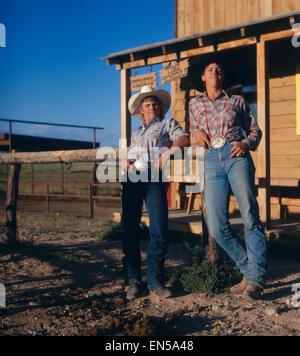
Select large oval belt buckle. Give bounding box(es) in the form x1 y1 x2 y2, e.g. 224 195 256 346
210 135 227 149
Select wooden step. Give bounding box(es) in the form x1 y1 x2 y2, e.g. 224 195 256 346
113 211 204 234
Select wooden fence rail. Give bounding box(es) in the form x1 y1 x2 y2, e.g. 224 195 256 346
0 149 115 164
0 149 218 263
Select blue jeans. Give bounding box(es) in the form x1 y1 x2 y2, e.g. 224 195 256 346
204 143 267 287
121 181 168 288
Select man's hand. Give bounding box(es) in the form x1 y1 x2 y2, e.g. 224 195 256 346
121 159 135 172
153 151 169 171
230 141 249 158
195 129 211 149
153 135 190 172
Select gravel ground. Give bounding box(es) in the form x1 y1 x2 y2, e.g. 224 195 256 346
1 225 300 336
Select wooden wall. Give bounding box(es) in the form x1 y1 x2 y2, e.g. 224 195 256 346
269 76 298 179
176 0 300 37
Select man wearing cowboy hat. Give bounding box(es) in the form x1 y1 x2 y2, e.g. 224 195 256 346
188 54 267 300
122 85 189 300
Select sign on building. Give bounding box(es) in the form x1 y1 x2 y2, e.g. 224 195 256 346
130 73 158 92
160 59 189 85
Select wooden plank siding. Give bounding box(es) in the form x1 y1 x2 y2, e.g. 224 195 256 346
269 70 300 179
297 62 300 135
176 0 300 37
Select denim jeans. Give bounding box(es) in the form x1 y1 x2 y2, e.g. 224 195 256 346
121 180 168 288
204 143 267 287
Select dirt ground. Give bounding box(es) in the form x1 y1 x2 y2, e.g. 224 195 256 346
0 199 300 336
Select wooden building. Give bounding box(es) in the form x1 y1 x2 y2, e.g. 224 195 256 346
104 1 300 229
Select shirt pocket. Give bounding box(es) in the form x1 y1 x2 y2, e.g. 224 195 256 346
195 108 206 117
222 105 237 122
150 129 171 147
147 129 161 140
193 109 206 129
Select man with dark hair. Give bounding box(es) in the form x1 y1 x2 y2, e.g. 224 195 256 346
188 55 267 300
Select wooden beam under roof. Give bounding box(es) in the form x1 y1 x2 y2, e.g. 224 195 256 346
103 10 300 69
116 36 258 71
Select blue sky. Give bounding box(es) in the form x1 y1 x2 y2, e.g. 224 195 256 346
0 0 174 147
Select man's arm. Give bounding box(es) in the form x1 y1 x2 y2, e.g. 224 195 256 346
240 97 262 151
189 99 211 149
158 135 190 170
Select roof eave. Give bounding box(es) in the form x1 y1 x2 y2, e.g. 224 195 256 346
103 10 300 66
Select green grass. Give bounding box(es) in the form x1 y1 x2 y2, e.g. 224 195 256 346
0 162 121 196
0 210 107 235
95 220 149 241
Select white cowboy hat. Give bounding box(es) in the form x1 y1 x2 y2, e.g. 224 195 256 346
128 85 171 120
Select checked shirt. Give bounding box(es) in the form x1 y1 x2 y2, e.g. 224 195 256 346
127 117 189 162
189 91 262 151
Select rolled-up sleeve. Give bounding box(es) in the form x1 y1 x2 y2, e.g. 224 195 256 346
168 118 189 142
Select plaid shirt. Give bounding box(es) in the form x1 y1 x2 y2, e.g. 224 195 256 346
128 117 189 162
189 91 262 151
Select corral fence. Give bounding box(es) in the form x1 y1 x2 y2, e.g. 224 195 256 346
0 180 120 218
0 148 218 263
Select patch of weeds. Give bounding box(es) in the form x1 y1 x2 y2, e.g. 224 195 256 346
181 236 206 267
95 220 124 241
167 233 242 294
173 260 241 294
95 220 149 241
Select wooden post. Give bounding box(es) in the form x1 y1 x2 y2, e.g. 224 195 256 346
121 69 131 147
5 163 21 244
201 191 219 264
46 184 49 213
60 162 64 195
8 120 12 153
296 61 300 136
31 164 34 194
257 39 271 229
92 128 97 207
89 184 94 218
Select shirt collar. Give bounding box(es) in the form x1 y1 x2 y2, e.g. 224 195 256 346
140 117 161 130
201 90 229 101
